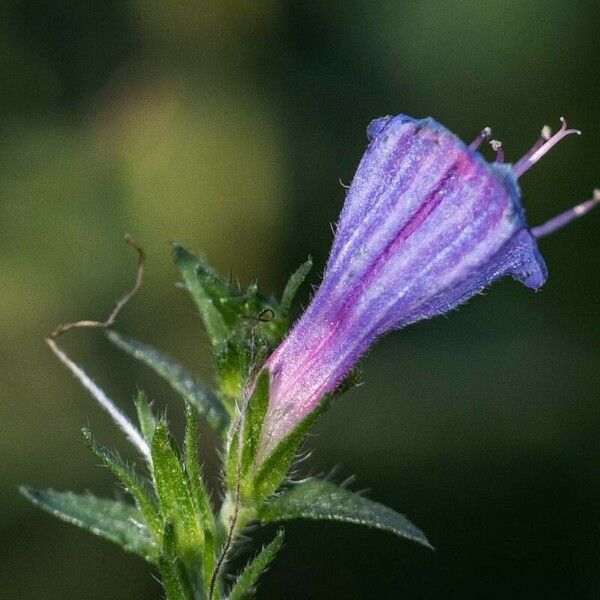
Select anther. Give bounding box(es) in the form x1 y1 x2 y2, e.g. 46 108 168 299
514 117 581 179
525 125 553 158
541 125 552 141
490 139 504 163
469 127 492 150
531 189 600 239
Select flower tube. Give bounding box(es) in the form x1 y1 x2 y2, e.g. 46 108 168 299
259 114 597 456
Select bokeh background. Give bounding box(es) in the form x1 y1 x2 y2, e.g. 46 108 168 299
2 1 600 598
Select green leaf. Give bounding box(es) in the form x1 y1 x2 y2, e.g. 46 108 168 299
228 529 284 600
280 258 312 316
134 390 157 443
172 244 231 344
159 558 189 600
107 330 229 434
225 426 240 494
20 488 159 563
151 422 204 557
81 428 162 538
159 522 193 600
252 396 333 500
258 479 431 548
184 402 214 533
185 402 217 594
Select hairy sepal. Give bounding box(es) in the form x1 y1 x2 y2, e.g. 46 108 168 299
225 371 270 496
252 395 334 501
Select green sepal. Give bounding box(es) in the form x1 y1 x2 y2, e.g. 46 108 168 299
280 258 312 317
227 529 284 600
258 479 432 549
241 371 270 479
336 367 362 395
159 522 194 600
20 488 159 563
213 337 251 411
252 396 333 500
213 328 269 413
151 421 204 559
224 371 270 497
107 330 229 434
240 283 286 349
81 428 162 538
134 390 157 443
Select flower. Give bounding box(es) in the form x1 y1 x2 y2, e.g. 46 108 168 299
259 114 598 456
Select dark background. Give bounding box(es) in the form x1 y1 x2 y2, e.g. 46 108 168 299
2 1 600 598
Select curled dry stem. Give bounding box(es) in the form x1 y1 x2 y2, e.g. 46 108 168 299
44 235 151 461
47 234 145 340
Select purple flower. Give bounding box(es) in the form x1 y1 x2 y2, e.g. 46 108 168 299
259 114 598 456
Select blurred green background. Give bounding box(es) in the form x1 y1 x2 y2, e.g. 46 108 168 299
2 1 599 598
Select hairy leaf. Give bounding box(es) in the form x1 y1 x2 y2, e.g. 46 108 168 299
151 422 204 557
81 428 162 537
259 479 431 548
228 530 284 600
159 523 193 600
182 450 215 598
184 403 214 534
280 258 312 316
107 330 228 433
134 390 157 443
171 244 231 344
20 488 159 563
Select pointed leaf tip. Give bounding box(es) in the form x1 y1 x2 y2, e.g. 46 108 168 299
281 258 313 315
80 428 162 537
20 487 159 562
228 529 285 600
134 390 157 443
258 479 431 549
171 243 231 345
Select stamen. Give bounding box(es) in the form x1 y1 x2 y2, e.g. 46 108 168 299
532 189 600 239
469 126 492 150
514 117 581 178
490 139 504 163
525 125 552 157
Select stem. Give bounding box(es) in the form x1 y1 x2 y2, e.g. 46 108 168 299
208 492 240 600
